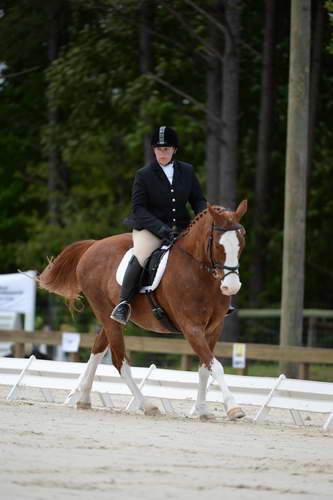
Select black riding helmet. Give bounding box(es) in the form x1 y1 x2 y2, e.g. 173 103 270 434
151 126 179 148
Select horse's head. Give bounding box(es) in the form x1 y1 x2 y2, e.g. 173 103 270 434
207 200 247 296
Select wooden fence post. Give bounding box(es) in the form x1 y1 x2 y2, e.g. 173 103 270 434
14 342 25 358
180 354 192 371
298 362 310 380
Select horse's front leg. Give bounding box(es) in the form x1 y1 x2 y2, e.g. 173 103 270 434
190 328 222 418
65 329 108 408
210 357 245 419
190 364 214 418
184 327 245 420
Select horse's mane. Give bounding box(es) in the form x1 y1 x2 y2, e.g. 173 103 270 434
178 205 227 240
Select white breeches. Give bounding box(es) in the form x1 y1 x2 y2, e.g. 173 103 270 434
132 229 162 266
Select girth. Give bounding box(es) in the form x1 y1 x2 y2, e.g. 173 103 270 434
145 290 181 333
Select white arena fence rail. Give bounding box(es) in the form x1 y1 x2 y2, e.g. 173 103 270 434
0 356 332 431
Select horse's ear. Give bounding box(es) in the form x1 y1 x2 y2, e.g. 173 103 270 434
235 199 247 221
207 204 215 218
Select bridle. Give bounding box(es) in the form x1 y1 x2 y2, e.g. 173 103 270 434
177 221 244 280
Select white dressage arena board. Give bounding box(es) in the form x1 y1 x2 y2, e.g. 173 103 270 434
0 356 332 431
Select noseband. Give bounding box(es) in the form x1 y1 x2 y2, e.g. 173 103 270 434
177 221 243 280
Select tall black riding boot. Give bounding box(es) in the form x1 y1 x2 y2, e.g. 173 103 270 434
110 255 142 325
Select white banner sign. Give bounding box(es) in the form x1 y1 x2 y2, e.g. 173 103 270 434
0 271 36 316
62 333 81 353
232 343 247 369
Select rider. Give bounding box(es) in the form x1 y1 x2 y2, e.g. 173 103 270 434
110 125 207 325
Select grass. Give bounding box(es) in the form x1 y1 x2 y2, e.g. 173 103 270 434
225 362 333 382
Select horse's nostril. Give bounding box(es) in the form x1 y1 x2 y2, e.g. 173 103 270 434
222 285 228 291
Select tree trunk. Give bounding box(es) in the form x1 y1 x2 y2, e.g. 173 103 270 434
219 0 242 343
307 0 324 188
139 0 154 165
249 0 277 305
46 2 68 335
205 4 222 204
218 0 241 209
279 0 311 378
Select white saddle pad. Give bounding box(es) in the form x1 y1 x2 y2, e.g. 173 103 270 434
116 246 170 292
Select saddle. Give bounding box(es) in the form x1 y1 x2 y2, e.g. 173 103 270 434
116 243 171 292
116 243 180 333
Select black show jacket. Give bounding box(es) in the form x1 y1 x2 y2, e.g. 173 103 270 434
123 160 207 239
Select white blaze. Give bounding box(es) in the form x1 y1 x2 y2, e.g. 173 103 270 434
219 231 242 295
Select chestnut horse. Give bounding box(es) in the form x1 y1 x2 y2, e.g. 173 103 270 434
39 200 247 419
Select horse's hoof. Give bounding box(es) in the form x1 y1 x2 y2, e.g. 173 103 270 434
144 406 161 416
227 407 245 420
199 413 216 422
76 402 92 410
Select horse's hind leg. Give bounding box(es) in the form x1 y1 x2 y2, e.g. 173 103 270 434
65 328 108 408
119 358 160 416
103 319 160 416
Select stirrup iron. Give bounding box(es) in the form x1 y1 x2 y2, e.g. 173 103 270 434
110 301 131 325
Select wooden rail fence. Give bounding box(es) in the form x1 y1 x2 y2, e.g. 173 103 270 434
0 329 333 379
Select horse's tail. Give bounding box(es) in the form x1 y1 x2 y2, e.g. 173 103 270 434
38 240 96 309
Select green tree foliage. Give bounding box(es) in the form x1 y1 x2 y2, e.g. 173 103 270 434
1 0 333 333
0 2 47 270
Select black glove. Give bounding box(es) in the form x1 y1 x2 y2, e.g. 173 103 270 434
157 225 179 242
168 230 179 242
157 224 172 240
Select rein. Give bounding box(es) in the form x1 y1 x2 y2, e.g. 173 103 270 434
177 222 243 279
